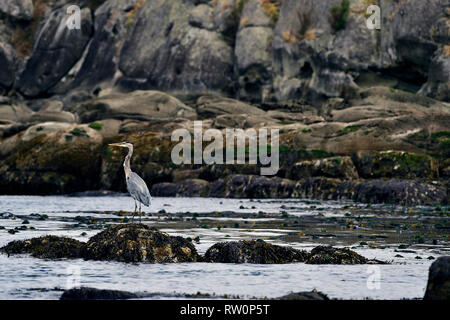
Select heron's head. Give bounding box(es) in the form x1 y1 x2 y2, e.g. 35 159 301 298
108 141 133 148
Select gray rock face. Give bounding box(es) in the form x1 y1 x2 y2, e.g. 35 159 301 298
419 50 450 102
235 0 274 101
0 0 33 20
0 41 17 89
2 0 445 103
424 256 450 300
16 6 93 97
71 0 133 89
117 0 234 93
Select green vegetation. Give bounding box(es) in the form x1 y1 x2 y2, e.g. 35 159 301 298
310 149 334 158
69 127 89 138
339 125 362 135
408 130 450 159
302 128 312 133
36 126 44 132
88 122 103 131
330 0 350 32
332 157 341 165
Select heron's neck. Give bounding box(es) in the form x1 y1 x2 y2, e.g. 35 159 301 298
123 146 133 178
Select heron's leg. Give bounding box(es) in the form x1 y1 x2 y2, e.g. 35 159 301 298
132 199 137 222
139 203 142 223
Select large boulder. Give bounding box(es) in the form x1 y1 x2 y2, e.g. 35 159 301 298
0 124 103 194
117 0 233 93
424 256 450 300
305 246 370 265
0 235 84 259
73 90 196 123
16 5 93 97
196 95 266 118
0 104 32 124
203 240 308 264
82 224 200 263
290 156 359 180
353 151 436 180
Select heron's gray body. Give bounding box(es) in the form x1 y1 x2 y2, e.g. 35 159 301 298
127 172 151 207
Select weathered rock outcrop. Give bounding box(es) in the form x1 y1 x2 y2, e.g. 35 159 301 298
82 224 200 263
152 174 448 205
0 235 84 259
72 90 196 123
305 245 370 265
424 256 450 300
16 5 93 97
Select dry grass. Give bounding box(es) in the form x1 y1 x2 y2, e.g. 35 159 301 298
444 45 450 57
282 30 297 44
126 0 147 27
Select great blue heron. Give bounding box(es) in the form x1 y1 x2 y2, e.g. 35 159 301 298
108 141 151 222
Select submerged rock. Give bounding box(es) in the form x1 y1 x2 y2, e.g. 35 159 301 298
203 240 308 264
305 246 373 265
82 224 200 263
277 290 329 300
0 235 84 259
60 287 139 300
424 256 450 300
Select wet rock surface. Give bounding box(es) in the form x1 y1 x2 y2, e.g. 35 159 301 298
305 245 376 265
0 223 389 265
424 256 450 300
203 240 308 264
0 235 84 259
60 287 140 300
82 223 200 263
277 290 329 300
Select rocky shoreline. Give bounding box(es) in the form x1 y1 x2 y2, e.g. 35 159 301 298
0 223 385 264
0 0 449 206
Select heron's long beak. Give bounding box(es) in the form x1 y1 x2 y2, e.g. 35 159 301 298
108 142 127 147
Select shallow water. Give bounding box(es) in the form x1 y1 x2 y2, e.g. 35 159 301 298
0 196 448 300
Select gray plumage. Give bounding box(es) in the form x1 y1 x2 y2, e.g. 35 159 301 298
127 172 151 207
108 141 151 221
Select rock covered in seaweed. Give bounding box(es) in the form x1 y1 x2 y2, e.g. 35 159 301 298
305 246 373 265
82 223 200 263
277 290 329 300
0 235 84 259
60 287 140 300
424 256 450 300
203 240 308 264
